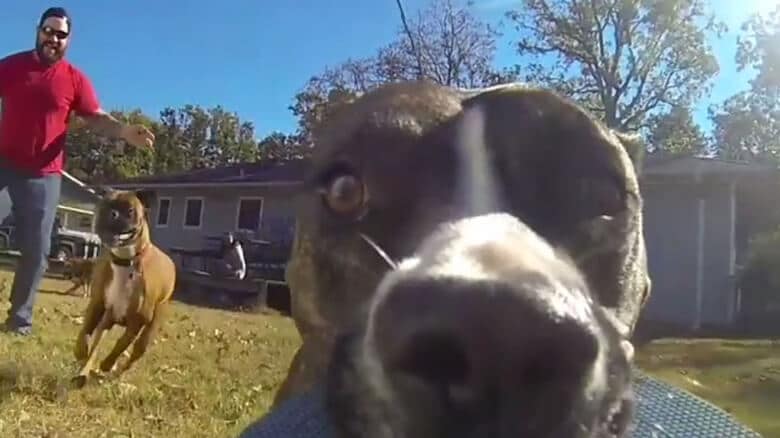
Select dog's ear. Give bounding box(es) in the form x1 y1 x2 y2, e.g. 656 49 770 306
93 186 115 199
134 189 155 210
611 130 645 174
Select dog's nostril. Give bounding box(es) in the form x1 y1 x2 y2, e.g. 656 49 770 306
396 333 470 386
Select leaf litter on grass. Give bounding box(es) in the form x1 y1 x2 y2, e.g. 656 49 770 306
0 269 300 437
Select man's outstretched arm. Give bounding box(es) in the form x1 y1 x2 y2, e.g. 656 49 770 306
74 71 154 149
81 109 125 139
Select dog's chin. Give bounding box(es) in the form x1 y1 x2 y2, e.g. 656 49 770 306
327 330 635 438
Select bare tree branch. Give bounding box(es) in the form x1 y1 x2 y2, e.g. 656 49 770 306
395 0 425 79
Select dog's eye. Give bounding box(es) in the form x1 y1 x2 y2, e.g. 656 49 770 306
323 173 367 216
579 178 624 217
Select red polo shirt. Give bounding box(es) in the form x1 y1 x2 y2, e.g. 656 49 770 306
0 50 101 175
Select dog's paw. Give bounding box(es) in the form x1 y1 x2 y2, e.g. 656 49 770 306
99 359 117 374
71 374 89 389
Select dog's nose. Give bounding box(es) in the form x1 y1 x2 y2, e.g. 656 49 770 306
372 276 601 406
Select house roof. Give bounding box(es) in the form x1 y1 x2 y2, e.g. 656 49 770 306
108 152 779 190
110 159 310 189
642 154 778 179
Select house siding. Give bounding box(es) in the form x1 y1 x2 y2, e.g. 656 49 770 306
145 185 298 252
700 184 734 327
640 180 736 330
641 182 699 327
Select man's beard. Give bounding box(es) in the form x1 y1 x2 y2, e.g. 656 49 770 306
35 40 65 64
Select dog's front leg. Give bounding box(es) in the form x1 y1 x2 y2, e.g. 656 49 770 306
73 312 112 388
100 323 143 374
75 300 105 362
115 302 169 375
63 282 82 296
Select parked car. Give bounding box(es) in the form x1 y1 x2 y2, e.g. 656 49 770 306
0 214 101 261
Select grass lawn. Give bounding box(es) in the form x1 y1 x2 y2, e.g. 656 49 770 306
636 339 780 437
0 267 777 437
0 269 300 437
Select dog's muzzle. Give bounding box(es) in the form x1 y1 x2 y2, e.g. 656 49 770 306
359 214 633 436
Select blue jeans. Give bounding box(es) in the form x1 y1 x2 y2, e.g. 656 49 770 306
0 161 61 331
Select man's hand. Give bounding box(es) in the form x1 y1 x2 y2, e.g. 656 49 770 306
120 124 155 149
82 111 155 149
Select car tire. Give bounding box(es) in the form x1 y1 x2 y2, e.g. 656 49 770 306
55 245 72 262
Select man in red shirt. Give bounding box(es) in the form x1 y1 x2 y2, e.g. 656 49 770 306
0 7 154 335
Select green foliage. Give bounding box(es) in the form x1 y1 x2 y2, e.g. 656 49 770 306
64 104 310 183
739 226 780 309
506 0 725 131
709 5 780 163
65 110 157 183
647 105 708 155
257 132 312 162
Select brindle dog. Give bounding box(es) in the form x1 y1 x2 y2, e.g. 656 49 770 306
62 258 94 297
276 81 651 437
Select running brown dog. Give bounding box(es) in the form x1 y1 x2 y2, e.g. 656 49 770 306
73 189 176 387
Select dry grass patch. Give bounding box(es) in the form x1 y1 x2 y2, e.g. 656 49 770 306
0 269 300 437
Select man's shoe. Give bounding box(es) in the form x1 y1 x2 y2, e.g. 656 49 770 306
1 321 32 336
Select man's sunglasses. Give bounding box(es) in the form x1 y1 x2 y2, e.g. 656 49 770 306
40 26 69 40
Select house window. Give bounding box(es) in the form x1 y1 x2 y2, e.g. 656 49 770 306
156 197 172 227
236 197 264 231
184 197 204 229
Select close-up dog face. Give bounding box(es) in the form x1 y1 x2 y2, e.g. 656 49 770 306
94 189 150 249
284 81 650 437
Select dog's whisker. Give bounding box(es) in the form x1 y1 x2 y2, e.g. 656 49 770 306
359 232 398 270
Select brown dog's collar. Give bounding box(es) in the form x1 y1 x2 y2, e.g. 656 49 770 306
110 254 135 267
109 243 150 268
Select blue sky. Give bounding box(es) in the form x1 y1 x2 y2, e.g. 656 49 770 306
1 0 776 138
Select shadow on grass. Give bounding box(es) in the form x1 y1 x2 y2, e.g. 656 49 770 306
38 288 85 298
638 342 779 370
0 361 71 406
171 284 290 317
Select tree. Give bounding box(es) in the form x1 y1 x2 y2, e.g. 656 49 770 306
65 109 158 183
290 0 513 142
505 0 724 131
155 104 259 170
65 103 268 182
257 132 312 161
709 6 780 163
647 105 707 155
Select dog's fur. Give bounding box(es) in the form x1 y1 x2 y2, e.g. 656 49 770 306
277 81 651 437
62 258 94 297
73 189 176 386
